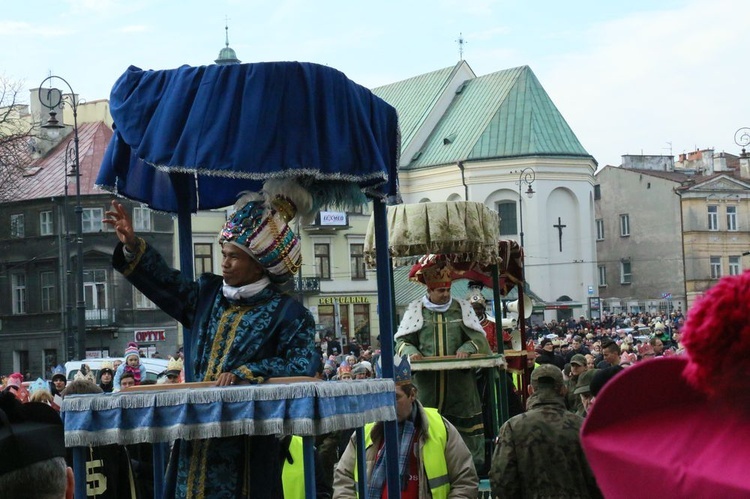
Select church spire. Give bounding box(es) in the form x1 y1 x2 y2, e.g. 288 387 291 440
215 19 241 65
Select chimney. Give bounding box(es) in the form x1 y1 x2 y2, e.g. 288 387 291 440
740 150 750 179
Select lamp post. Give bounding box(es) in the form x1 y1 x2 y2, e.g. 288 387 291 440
40 76 85 361
514 167 535 403
735 127 750 156
517 167 536 248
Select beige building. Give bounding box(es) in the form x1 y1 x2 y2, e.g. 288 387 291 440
594 163 689 314
678 171 750 308
300 206 379 346
595 151 750 314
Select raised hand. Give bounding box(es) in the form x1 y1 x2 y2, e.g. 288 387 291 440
103 200 137 251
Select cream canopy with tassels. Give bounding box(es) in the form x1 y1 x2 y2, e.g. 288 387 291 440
364 201 501 267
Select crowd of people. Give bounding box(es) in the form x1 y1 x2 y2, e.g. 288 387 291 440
0 347 188 498
527 310 685 373
2 186 743 499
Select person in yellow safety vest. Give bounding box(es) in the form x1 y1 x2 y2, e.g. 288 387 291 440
332 355 478 498
280 435 332 499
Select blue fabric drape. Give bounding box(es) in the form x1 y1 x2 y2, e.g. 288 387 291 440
96 62 400 212
61 380 398 446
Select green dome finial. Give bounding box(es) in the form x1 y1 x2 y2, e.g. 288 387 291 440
215 21 240 65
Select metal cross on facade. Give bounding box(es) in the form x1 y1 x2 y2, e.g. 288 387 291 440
553 217 567 252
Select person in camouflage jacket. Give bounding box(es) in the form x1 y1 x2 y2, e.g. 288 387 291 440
490 365 602 498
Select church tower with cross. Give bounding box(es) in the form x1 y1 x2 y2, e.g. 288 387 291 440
373 59 597 321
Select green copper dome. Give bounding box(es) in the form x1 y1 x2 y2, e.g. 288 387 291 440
215 24 240 65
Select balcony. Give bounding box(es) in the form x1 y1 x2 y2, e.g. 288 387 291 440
294 277 321 294
86 308 116 327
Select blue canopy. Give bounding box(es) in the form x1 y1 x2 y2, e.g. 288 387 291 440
96 62 400 212
96 61 404 497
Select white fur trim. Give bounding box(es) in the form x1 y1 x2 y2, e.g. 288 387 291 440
395 297 486 338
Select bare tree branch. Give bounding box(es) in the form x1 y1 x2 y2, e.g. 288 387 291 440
0 76 36 202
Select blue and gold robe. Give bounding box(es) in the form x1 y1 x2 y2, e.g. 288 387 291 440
113 239 317 498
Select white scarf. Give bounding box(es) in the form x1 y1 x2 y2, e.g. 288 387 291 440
222 276 271 300
422 295 452 313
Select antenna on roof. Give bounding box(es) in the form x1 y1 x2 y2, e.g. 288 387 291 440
456 32 467 61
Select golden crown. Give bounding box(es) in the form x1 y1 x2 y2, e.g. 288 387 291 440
167 357 184 371
421 262 454 289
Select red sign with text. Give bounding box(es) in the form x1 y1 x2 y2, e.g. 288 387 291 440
134 330 166 342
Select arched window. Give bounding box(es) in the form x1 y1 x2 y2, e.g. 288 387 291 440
496 201 517 236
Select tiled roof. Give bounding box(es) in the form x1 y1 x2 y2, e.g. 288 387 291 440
614 168 693 183
372 64 460 154
8 122 112 202
389 65 590 170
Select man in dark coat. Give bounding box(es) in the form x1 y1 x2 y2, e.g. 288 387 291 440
490 364 602 498
536 338 565 369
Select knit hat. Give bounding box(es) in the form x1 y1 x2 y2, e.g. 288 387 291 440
218 180 314 283
358 360 373 374
351 364 369 376
124 342 140 361
99 361 114 375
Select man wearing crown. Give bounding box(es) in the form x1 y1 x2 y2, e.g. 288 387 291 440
395 256 492 473
163 357 184 384
103 183 317 499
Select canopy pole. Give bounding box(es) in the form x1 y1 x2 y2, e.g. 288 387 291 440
372 198 400 498
175 174 195 382
491 264 510 426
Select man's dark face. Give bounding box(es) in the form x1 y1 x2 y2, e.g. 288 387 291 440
221 243 265 286
471 302 485 317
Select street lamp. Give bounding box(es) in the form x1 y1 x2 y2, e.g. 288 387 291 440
735 127 750 157
517 167 536 248
40 76 85 361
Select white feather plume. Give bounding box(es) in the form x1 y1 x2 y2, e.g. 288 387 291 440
262 178 315 224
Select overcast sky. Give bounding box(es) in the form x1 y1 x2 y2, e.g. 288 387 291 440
2 0 747 167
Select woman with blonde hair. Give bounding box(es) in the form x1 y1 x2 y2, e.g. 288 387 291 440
28 389 54 405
